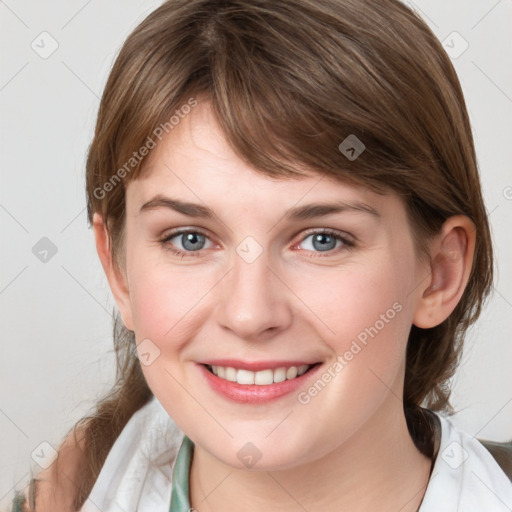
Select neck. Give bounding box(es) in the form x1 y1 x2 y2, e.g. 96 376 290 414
189 396 432 512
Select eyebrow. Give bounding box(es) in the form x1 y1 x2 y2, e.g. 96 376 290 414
138 195 380 220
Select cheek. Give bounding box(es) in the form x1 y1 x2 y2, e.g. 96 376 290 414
126 243 214 343
294 255 415 382
125 256 210 402
287 257 415 441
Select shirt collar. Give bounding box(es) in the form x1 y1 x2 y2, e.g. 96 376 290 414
168 414 512 511
169 435 194 511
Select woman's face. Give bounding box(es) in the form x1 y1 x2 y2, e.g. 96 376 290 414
118 100 428 469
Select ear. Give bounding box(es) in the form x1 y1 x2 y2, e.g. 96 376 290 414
92 212 134 331
413 215 476 329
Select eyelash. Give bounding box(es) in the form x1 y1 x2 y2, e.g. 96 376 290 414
159 228 355 258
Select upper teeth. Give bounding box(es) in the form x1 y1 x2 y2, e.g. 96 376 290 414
210 365 310 385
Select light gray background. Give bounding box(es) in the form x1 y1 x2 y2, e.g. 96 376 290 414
1 0 511 505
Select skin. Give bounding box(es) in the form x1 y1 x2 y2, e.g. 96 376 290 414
94 100 475 512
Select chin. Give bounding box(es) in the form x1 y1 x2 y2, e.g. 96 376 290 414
197 431 321 471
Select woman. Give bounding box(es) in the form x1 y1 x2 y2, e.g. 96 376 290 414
11 0 512 510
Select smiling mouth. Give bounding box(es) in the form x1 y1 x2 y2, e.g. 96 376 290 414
205 363 318 385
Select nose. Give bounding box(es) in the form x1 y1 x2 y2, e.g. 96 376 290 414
216 247 293 342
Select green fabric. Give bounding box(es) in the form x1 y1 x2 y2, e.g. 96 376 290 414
11 491 25 512
10 477 37 511
169 435 194 512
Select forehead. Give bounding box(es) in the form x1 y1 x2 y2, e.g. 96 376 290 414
125 101 401 220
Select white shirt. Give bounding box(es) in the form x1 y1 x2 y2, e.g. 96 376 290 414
80 395 512 512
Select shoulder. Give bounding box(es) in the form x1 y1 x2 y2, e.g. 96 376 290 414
83 396 184 512
11 397 182 512
422 413 512 511
11 426 87 512
478 438 512 482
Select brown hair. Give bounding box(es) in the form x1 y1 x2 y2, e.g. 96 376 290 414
32 0 494 508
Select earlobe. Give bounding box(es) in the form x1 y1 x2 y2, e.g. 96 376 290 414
92 212 134 331
413 215 476 329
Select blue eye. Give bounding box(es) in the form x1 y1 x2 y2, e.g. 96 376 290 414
177 232 207 251
297 229 354 255
302 232 339 252
160 230 213 257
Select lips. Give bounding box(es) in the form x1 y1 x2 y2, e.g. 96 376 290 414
197 360 322 403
